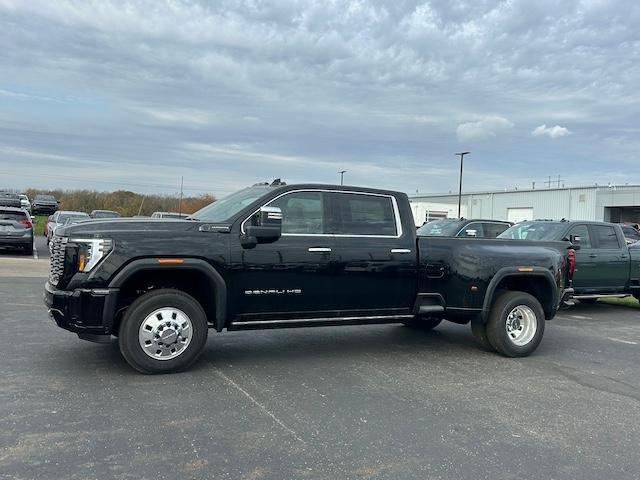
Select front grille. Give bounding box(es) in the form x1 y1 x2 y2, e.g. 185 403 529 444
49 236 68 286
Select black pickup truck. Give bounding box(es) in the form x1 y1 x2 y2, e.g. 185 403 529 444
45 183 574 374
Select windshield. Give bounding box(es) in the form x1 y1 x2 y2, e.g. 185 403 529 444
37 195 55 201
417 219 465 237
58 213 89 223
93 211 120 218
190 186 274 222
498 222 567 240
622 226 640 241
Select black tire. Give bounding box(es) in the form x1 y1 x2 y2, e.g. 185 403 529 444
403 316 442 331
486 291 545 357
470 316 495 351
24 242 33 255
118 289 209 374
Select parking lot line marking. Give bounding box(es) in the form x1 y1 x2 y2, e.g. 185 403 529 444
606 337 638 345
33 244 38 260
213 368 305 444
569 315 592 320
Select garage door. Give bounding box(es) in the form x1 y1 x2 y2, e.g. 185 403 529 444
507 207 533 223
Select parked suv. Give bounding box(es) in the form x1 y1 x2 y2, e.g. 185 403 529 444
0 192 22 208
0 207 34 255
499 220 640 302
417 218 512 238
31 195 59 215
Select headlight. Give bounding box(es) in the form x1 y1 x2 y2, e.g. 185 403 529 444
70 238 113 272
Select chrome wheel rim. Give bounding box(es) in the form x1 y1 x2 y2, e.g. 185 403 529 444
139 307 193 360
505 305 537 346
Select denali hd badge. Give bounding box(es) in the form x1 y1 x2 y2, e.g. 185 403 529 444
244 289 302 296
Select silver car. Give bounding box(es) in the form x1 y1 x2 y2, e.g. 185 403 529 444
46 211 90 244
0 207 34 255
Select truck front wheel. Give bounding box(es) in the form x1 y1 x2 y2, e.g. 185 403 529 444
118 289 209 374
486 291 545 357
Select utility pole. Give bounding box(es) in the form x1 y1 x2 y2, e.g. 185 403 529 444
339 170 346 185
178 176 184 215
455 152 470 218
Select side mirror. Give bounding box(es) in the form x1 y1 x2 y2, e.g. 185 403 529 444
464 229 477 237
241 206 282 248
569 234 581 250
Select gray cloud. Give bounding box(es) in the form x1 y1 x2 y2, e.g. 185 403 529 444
0 0 638 196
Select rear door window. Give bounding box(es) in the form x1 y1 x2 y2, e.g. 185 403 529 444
329 193 397 236
567 225 592 248
591 225 620 249
483 222 510 238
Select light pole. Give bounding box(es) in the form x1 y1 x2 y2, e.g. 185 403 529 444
454 152 470 218
339 170 346 185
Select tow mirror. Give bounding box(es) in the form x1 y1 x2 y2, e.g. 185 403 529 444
569 234 581 250
241 206 282 248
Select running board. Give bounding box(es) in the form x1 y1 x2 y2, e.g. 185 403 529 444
228 315 415 331
572 294 630 300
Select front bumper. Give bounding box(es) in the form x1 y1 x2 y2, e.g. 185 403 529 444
44 281 119 336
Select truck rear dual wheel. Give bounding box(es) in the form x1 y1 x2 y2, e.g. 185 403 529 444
485 291 545 357
118 289 209 374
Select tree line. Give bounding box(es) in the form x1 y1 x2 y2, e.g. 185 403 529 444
24 188 216 217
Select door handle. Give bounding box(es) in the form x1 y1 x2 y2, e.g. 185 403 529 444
308 247 332 253
589 254 597 258
390 249 412 254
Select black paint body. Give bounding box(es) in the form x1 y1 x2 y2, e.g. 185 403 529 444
44 184 572 339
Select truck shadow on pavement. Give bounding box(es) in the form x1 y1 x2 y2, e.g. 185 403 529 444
48 323 489 376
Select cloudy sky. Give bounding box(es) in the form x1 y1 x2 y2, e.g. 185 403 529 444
1 0 639 197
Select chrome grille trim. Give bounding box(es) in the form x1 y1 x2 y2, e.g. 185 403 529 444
49 236 68 286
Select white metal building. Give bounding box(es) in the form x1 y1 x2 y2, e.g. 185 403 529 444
409 185 640 226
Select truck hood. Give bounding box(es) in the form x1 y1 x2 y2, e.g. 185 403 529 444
56 218 231 237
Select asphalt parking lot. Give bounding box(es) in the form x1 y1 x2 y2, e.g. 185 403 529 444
1 258 639 480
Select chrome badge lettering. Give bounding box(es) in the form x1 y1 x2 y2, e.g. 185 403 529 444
245 289 302 296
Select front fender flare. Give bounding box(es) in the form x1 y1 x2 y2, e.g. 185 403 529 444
109 258 227 331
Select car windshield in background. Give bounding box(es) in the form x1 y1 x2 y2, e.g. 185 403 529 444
190 186 273 222
93 211 120 218
622 226 640 241
498 222 567 240
58 213 89 224
417 219 465 237
36 195 56 201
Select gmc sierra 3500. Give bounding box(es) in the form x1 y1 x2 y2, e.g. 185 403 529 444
45 183 575 374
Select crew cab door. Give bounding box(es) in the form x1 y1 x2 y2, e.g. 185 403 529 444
589 224 629 290
229 190 336 318
327 191 416 314
566 224 599 289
